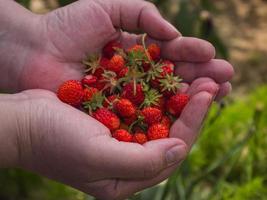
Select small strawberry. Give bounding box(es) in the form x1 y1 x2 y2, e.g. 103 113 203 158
57 80 84 106
117 67 129 78
166 93 189 117
113 129 133 142
103 40 122 59
82 75 98 87
161 115 172 128
121 82 145 106
141 107 162 125
114 98 136 118
133 132 148 144
148 43 161 61
93 108 120 131
103 95 118 108
161 60 174 76
83 87 99 102
107 55 125 73
99 57 110 68
127 45 145 54
124 114 138 126
147 123 169 140
93 68 104 79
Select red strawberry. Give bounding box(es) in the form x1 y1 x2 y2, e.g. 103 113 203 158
107 55 125 73
113 129 133 142
103 95 118 108
114 98 136 118
121 82 145 106
99 57 110 69
57 80 84 106
148 43 161 61
117 67 129 78
166 93 189 117
103 41 122 59
161 115 172 128
83 87 99 102
93 68 104 79
141 107 162 125
127 45 145 54
124 114 138 126
142 62 151 72
133 132 148 144
93 108 120 131
161 60 174 76
147 123 169 140
82 75 98 87
154 96 166 111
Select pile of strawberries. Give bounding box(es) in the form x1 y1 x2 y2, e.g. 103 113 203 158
57 35 189 144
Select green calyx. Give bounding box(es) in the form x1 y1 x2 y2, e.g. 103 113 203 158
83 53 101 74
141 89 163 108
83 92 105 115
160 74 182 93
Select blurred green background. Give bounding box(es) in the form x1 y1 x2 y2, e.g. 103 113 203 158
2 0 267 199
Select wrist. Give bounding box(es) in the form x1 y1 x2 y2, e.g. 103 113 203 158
0 1 42 92
0 93 30 168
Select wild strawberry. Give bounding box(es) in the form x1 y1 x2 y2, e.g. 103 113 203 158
161 60 174 76
121 82 145 106
148 43 161 61
57 80 84 106
127 45 145 54
107 55 125 73
114 98 136 118
99 57 110 69
154 96 166 111
161 115 172 128
93 68 104 79
141 107 162 125
103 40 122 59
113 129 133 142
147 123 169 140
117 67 129 78
133 132 148 144
95 77 106 91
160 74 182 98
124 114 138 126
83 87 99 102
93 108 120 131
166 93 189 117
142 62 151 72
103 95 118 108
82 75 98 87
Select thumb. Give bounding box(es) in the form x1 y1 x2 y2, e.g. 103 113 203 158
98 137 187 179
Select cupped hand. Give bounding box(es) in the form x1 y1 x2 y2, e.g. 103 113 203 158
10 77 218 200
3 0 233 100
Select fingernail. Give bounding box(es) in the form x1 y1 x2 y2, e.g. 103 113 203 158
166 145 187 165
165 21 182 37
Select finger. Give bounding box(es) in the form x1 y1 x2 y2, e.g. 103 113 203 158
185 77 220 97
170 83 218 148
128 33 215 62
184 77 230 101
97 137 187 179
101 0 180 40
175 59 234 83
106 164 180 200
215 82 232 101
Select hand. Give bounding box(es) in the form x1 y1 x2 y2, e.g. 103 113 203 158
0 77 218 200
0 0 233 100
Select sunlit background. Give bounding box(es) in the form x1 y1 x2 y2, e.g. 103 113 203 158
1 0 267 199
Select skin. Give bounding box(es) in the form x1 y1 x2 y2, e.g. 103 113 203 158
0 0 234 199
